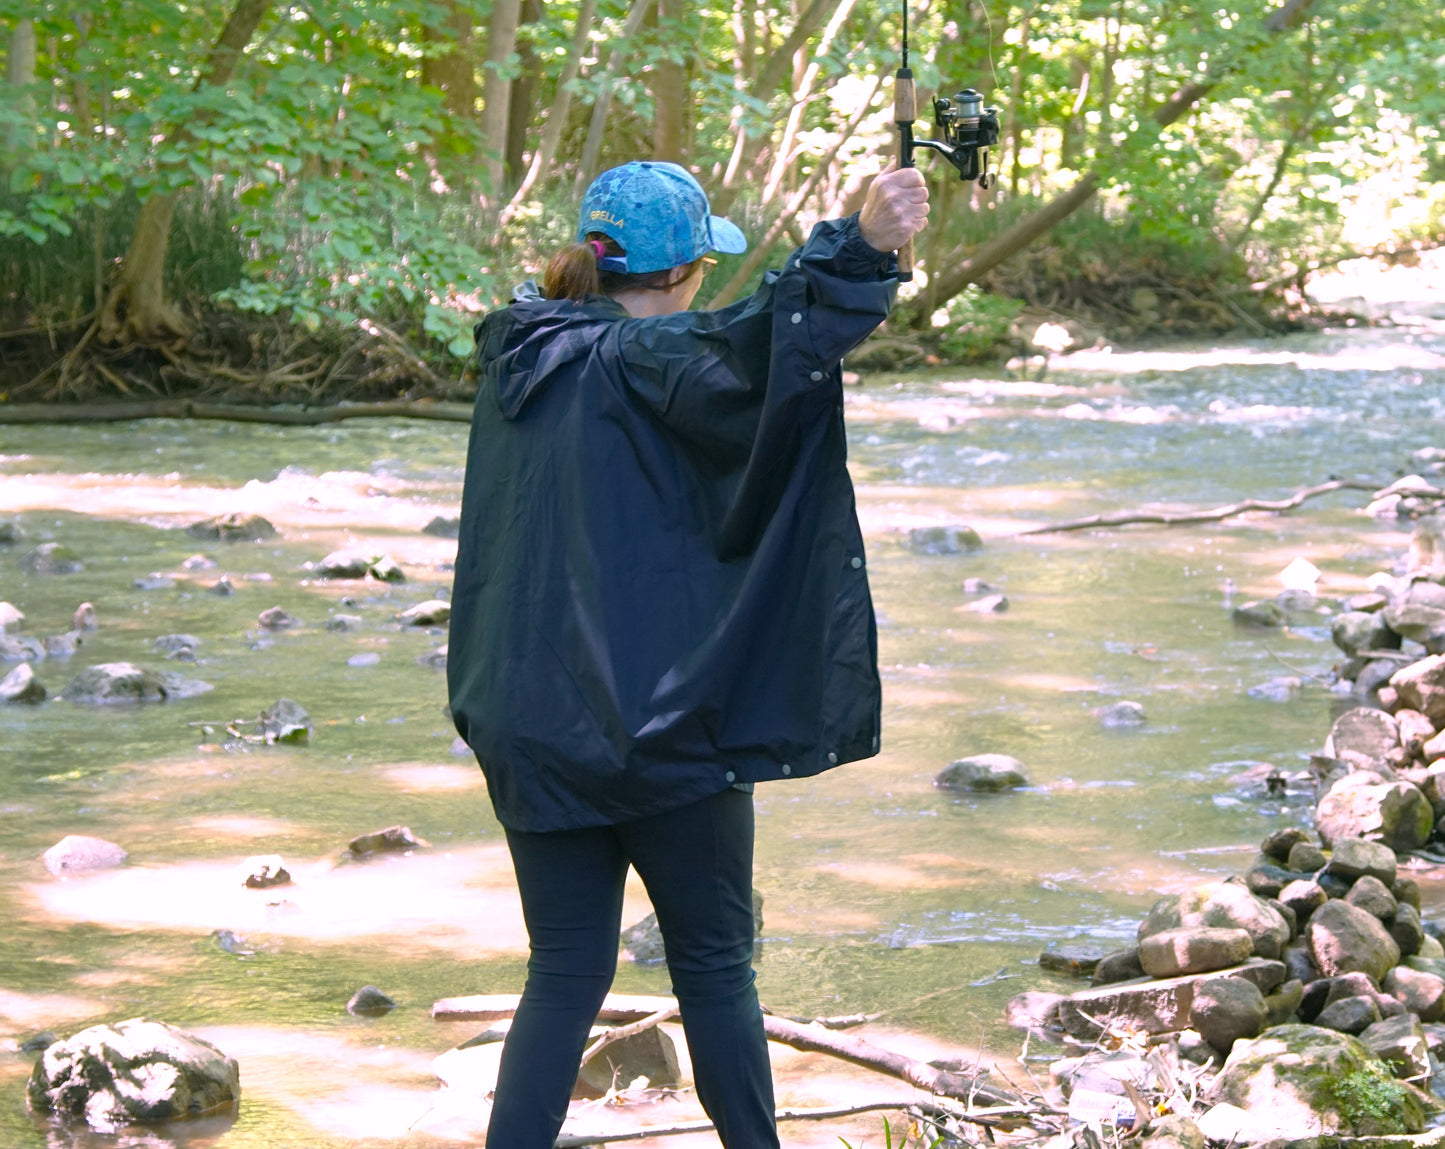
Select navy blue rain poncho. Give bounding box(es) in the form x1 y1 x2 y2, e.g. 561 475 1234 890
448 215 894 832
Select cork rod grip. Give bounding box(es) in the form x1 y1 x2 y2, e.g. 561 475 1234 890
894 68 916 282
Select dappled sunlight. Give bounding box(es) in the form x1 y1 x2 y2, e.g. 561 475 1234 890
380 763 485 793
1060 338 1445 375
0 988 103 1037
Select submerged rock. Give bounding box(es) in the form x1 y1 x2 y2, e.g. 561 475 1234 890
422 516 461 539
935 754 1029 792
0 520 27 544
1233 600 1286 628
0 634 44 661
908 525 982 555
348 825 429 857
1095 700 1146 727
397 599 450 626
0 662 46 704
44 835 127 875
1038 944 1106 976
43 631 82 657
187 512 277 542
323 614 363 632
27 1018 240 1131
0 601 24 630
346 986 397 1016
153 634 201 661
60 663 171 705
259 698 311 744
417 644 448 669
21 543 84 574
132 574 177 591
257 606 300 631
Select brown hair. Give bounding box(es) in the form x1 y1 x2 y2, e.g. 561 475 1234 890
543 232 704 301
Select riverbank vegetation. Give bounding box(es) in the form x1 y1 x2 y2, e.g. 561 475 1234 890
1 0 1442 401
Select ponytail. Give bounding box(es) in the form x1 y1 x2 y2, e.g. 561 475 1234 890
542 233 703 302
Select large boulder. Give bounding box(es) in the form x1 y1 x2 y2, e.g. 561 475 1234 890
1359 1013 1431 1081
60 663 169 705
908 525 982 555
21 543 84 574
1384 601 1445 648
1207 1024 1429 1135
1327 838 1398 885
934 754 1029 792
1139 927 1253 978
1189 977 1267 1053
1383 965 1445 1023
1332 612 1401 659
1325 707 1400 764
1307 900 1400 982
1138 882 1291 960
27 1018 240 1131
0 662 46 704
1316 781 1433 851
1391 656 1445 725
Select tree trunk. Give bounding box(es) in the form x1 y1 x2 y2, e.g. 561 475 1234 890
478 0 523 204
650 0 687 161
574 0 655 197
911 0 1320 327
500 0 597 224
421 1 477 124
98 0 271 347
7 17 36 86
504 0 544 191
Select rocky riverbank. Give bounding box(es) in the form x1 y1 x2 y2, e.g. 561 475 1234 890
1006 470 1445 1143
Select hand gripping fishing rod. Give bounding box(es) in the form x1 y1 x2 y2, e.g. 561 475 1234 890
893 2 1002 282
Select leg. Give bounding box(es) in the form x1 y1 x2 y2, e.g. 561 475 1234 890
619 788 779 1149
487 823 628 1149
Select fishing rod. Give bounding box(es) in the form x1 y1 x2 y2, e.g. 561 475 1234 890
894 2 1001 281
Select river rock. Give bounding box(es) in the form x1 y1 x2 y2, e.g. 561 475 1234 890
1249 676 1303 701
257 606 299 631
61 663 170 704
44 630 82 657
1396 707 1437 748
418 644 448 669
1039 944 1106 976
1384 965 1445 1022
1287 841 1327 872
1140 927 1253 978
348 825 429 856
1004 990 1065 1035
1233 600 1286 627
0 632 46 663
1425 730 1445 763
1095 700 1146 727
1244 863 1298 900
622 890 765 964
346 986 396 1016
1345 875 1399 919
1138 881 1291 960
317 550 373 578
1140 1115 1204 1149
132 574 176 591
209 576 235 596
1394 876 1422 910
934 754 1029 792
1390 903 1425 958
153 634 201 661
1317 781 1432 851
0 663 45 704
908 525 982 555
44 835 127 875
1326 707 1401 763
27 1018 240 1131
397 599 450 626
21 543 84 574
188 512 276 542
1190 977 1267 1052
0 520 26 544
1091 948 1146 986
347 652 380 667
1333 611 1402 658
1360 1013 1431 1080
368 555 405 583
241 855 291 889
0 601 23 631
260 698 311 744
1328 837 1398 885
1261 826 1313 862
1391 655 1445 724
1265 978 1305 1027
422 516 460 538
1283 940 1319 984
1278 879 1328 925
1055 958 1285 1039
1207 1023 1428 1135
1385 601 1445 648
72 602 97 631
323 614 363 632
1315 994 1382 1035
964 593 1008 613
574 1024 681 1099
180 554 217 571
1308 900 1400 982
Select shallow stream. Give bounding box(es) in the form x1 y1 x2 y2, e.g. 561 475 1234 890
2 321 1444 1146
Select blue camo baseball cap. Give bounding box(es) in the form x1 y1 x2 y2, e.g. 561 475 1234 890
578 161 748 275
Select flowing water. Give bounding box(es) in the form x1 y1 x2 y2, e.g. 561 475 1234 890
2 321 1444 1146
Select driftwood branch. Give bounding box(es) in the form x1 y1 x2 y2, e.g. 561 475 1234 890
0 399 473 426
553 1096 1037 1146
1017 479 1380 535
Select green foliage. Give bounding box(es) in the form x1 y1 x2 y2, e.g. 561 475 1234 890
932 285 1024 363
839 1115 944 1149
1329 1065 1411 1129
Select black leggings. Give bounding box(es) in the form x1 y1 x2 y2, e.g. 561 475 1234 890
488 787 779 1148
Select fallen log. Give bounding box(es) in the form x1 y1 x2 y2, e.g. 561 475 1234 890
0 399 473 426
1017 478 1380 535
431 993 1032 1111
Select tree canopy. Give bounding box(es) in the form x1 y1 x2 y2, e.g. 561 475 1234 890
1 0 1442 397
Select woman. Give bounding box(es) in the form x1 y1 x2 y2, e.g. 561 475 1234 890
448 159 928 1147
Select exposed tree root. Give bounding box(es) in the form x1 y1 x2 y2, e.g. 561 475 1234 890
1017 478 1381 535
